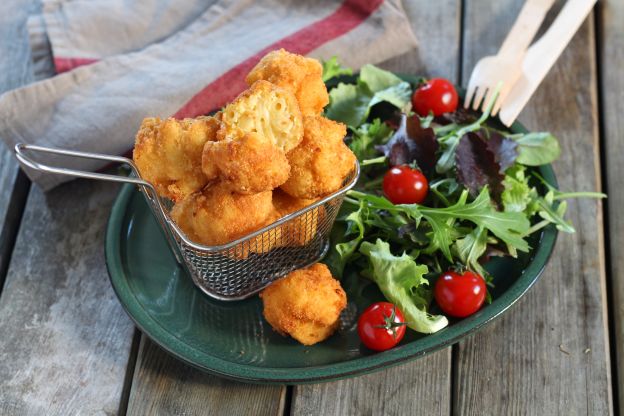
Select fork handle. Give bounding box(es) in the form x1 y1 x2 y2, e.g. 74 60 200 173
498 0 556 57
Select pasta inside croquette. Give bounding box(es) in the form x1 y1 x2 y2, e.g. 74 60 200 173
260 263 347 345
219 80 303 153
246 49 329 116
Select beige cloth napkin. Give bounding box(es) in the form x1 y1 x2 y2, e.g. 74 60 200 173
1 0 418 190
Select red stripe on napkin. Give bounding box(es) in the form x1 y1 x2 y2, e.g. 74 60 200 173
54 57 99 73
173 0 384 119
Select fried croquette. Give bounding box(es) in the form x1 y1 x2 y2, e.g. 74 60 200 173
133 116 220 201
280 116 357 199
170 182 273 246
202 132 290 194
272 189 320 246
246 49 329 116
219 80 303 152
260 263 347 345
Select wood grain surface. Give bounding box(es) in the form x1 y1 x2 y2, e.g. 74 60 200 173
127 337 286 416
598 0 624 412
0 180 136 415
290 2 460 414
0 0 37 289
0 0 618 415
454 1 612 414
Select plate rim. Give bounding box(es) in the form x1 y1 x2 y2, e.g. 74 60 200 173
105 76 559 384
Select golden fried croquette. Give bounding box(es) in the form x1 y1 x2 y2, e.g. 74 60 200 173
272 189 320 246
260 263 347 345
133 116 220 201
202 132 290 194
280 116 356 199
246 49 329 116
170 182 273 246
219 80 303 152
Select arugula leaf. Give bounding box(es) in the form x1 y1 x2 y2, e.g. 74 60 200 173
514 132 561 166
453 226 488 277
419 188 530 255
348 187 531 258
325 64 411 127
536 191 574 233
321 56 353 82
360 239 448 333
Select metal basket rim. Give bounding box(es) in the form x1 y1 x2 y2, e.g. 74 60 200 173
162 160 360 252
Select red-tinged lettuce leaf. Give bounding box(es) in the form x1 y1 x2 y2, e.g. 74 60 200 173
376 114 439 177
455 132 505 203
434 108 481 125
406 115 439 175
478 130 518 172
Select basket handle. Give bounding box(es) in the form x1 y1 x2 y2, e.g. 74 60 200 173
14 143 151 187
14 143 186 265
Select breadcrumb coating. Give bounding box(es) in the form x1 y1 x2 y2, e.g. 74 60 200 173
202 132 290 194
133 116 219 201
170 182 273 247
260 263 347 345
280 115 356 199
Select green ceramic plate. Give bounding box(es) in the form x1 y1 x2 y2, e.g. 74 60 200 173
105 75 558 384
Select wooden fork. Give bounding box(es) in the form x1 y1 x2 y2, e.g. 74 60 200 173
464 0 556 115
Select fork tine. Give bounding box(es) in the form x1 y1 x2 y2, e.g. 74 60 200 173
480 86 498 114
491 87 509 116
471 86 488 111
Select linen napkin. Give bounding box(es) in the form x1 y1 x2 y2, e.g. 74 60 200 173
1 0 418 190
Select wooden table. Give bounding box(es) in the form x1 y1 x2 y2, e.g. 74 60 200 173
0 0 620 414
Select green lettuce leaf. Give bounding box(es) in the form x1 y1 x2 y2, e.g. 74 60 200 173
349 118 393 160
321 56 353 82
325 64 411 127
453 226 488 277
360 239 448 333
514 132 561 166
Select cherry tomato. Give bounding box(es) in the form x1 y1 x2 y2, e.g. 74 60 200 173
383 165 428 205
434 270 486 318
358 302 407 351
412 78 459 117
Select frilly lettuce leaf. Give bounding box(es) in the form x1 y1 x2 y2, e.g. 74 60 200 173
321 56 353 82
325 64 411 127
360 239 448 333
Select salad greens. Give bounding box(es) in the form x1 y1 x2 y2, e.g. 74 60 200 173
321 61 605 334
360 239 448 333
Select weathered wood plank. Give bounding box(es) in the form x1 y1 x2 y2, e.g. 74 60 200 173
292 352 451 415
0 0 39 288
290 2 460 414
598 0 624 412
0 179 136 415
127 338 286 416
454 1 612 414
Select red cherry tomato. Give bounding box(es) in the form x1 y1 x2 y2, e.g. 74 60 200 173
434 270 486 318
383 165 428 205
357 302 407 351
412 78 459 117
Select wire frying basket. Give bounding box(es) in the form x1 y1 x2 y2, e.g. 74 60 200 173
14 144 360 301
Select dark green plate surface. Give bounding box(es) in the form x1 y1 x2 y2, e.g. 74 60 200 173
105 76 558 384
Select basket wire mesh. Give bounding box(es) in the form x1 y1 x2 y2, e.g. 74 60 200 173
15 143 360 300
